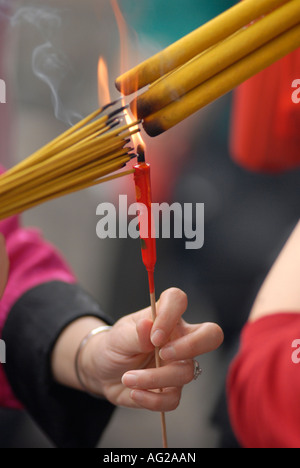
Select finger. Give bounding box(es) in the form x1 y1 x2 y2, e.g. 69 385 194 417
122 360 194 390
159 322 224 362
130 387 182 412
151 288 188 347
136 318 155 354
112 315 154 357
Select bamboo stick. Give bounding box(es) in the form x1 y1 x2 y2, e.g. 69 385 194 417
115 0 290 95
143 22 300 136
134 0 300 119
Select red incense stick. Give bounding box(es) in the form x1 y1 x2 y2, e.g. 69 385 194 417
133 146 168 449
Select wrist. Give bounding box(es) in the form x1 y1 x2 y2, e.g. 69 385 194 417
51 316 108 391
76 325 112 398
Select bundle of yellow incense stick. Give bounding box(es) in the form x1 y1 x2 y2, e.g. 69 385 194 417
0 102 139 221
116 0 300 136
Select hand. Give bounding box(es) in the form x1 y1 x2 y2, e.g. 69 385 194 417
79 288 224 412
0 234 9 300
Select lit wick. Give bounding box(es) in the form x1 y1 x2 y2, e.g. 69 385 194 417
137 144 145 163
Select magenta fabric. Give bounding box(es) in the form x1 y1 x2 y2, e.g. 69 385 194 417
0 166 76 408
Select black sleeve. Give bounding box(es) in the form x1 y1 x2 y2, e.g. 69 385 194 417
2 281 115 448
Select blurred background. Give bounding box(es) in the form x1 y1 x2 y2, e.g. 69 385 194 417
0 0 299 448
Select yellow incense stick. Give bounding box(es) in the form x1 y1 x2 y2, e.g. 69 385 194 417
0 169 134 221
143 22 300 136
0 103 138 220
134 0 300 118
116 0 290 94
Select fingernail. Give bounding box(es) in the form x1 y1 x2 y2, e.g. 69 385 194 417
151 329 166 347
131 390 144 403
159 345 176 361
122 373 138 388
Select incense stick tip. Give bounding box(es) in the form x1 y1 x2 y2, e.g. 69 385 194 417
137 144 145 163
143 119 164 137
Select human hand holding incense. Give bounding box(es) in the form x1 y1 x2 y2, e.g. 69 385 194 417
51 287 223 411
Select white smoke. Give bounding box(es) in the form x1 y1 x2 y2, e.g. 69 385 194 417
0 1 82 125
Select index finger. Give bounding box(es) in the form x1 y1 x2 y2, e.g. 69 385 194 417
151 288 188 348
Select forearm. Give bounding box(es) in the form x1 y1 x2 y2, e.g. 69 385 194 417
51 316 108 392
250 220 300 322
3 281 115 448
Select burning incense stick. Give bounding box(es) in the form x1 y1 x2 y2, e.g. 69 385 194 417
115 0 290 95
115 0 300 136
134 0 300 119
142 22 300 136
0 102 139 220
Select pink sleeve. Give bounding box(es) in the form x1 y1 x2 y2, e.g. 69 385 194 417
227 313 300 448
0 210 76 408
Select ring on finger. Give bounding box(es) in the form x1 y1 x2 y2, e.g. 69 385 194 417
193 360 202 381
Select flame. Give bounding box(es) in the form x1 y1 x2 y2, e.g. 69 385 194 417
124 108 144 153
110 0 145 152
97 57 111 107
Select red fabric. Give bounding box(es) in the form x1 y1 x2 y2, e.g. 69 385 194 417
227 313 300 448
0 167 76 409
230 48 300 173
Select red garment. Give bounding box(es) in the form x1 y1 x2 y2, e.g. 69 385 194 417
0 166 76 409
230 48 300 173
227 313 300 448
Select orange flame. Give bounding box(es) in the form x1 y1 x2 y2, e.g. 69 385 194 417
110 0 145 152
97 57 111 107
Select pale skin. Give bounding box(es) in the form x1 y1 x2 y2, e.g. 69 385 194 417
5 221 299 413
51 289 224 412
0 233 224 412
43 220 300 412
249 220 300 322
